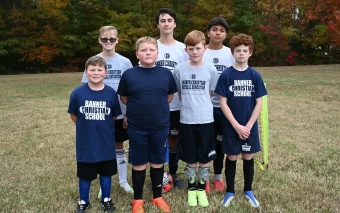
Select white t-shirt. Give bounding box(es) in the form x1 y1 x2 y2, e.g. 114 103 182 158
81 53 133 119
203 46 234 107
156 40 189 111
173 62 219 124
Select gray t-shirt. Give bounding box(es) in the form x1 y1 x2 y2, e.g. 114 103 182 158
173 61 219 124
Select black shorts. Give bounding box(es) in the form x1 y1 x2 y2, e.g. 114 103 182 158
222 135 261 155
115 119 128 142
77 159 117 181
177 122 216 164
214 107 224 144
169 110 180 136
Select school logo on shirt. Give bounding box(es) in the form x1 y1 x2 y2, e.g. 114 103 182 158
190 74 196 79
213 58 219 64
105 63 122 81
229 80 255 97
79 100 111 120
181 79 206 94
164 53 170 59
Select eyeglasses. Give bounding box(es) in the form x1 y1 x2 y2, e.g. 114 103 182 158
100 37 117 43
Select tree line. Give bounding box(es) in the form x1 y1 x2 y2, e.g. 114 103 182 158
0 0 339 74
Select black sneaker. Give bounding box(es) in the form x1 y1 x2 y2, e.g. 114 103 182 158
101 197 116 212
75 200 90 213
173 176 186 189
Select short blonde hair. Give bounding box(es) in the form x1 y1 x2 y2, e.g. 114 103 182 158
135 36 158 50
184 30 206 46
85 56 107 71
98 26 118 37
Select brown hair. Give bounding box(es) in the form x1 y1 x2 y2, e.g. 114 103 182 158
184 30 206 46
230 33 254 53
85 56 107 71
135 36 158 50
98 26 118 37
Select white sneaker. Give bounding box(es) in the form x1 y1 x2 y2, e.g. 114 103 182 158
120 182 134 193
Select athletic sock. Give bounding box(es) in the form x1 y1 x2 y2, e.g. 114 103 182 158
214 174 222 180
186 167 197 190
225 158 237 193
243 158 254 192
99 175 112 201
213 142 224 175
169 151 178 176
116 148 127 184
78 178 91 203
132 168 146 200
197 167 209 191
150 166 164 199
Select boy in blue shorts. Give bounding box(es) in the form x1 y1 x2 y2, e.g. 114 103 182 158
68 56 122 212
214 34 268 208
203 16 235 193
81 26 133 195
173 30 219 207
117 37 177 213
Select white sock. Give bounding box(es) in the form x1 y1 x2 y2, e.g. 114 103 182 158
214 174 222 180
116 149 127 184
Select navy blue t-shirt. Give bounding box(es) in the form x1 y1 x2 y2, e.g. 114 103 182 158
68 84 122 163
117 66 178 130
214 66 268 137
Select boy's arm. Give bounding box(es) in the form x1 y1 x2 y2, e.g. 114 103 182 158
120 96 128 105
167 94 174 103
245 97 263 130
178 92 181 101
70 114 77 123
220 96 250 140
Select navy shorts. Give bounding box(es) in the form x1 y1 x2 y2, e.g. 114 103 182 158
222 135 261 155
177 122 216 164
128 127 168 166
77 159 117 181
115 119 128 142
213 107 224 144
169 111 180 136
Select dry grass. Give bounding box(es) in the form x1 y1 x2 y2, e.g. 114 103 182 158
0 65 339 213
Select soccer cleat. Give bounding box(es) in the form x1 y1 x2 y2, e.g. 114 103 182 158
221 192 235 207
173 177 186 189
132 199 145 213
152 197 171 212
196 190 209 207
213 179 225 191
244 191 260 208
187 190 197 206
120 182 134 193
205 181 211 194
75 200 90 213
101 197 116 212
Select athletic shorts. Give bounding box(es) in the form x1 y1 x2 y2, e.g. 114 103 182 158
177 122 216 164
128 127 168 166
115 119 128 143
213 107 224 144
169 110 180 136
222 135 261 155
77 159 117 181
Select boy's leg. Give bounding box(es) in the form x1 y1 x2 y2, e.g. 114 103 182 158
132 165 147 213
197 165 210 207
186 165 197 206
98 159 117 211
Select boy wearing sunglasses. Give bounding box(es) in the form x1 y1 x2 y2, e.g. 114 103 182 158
81 26 134 196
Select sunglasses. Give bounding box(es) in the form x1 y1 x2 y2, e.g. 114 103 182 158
100 37 117 43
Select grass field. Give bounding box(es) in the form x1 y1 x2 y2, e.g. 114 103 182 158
0 65 339 213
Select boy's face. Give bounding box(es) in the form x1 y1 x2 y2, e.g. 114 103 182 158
185 42 207 63
98 30 118 51
207 25 227 44
136 42 159 67
232 45 252 64
86 64 107 84
157 13 176 35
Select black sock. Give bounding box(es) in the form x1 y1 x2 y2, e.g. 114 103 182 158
225 158 237 193
169 152 179 176
243 158 254 192
132 168 146 200
213 143 224 175
150 166 164 199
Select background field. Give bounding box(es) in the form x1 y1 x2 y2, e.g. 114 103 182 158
0 65 339 213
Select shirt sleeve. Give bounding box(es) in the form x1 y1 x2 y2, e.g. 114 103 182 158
117 72 128 96
214 72 229 98
112 92 122 117
209 65 219 91
173 67 181 92
67 90 78 115
255 73 268 98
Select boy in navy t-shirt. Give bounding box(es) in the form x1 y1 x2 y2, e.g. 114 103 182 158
214 34 267 208
117 36 177 213
68 56 122 212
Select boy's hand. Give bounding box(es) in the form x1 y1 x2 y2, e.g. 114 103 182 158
123 116 128 129
235 124 250 140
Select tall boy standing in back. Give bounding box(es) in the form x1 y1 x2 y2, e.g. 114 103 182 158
173 30 219 207
69 56 121 212
215 34 267 208
154 8 189 189
203 17 235 193
81 26 133 194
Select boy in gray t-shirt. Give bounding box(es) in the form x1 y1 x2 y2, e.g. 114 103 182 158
173 30 218 207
